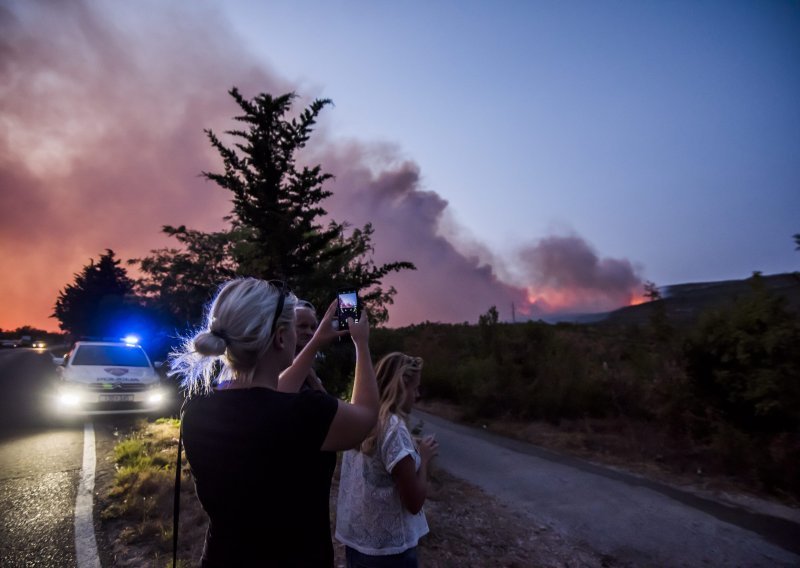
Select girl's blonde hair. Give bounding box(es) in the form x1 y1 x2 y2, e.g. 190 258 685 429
170 278 297 395
360 352 423 455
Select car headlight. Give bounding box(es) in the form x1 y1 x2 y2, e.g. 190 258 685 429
57 391 82 407
146 390 165 405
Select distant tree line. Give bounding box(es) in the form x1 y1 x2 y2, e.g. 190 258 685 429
0 326 64 344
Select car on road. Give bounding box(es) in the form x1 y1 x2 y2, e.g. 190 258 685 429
32 340 47 349
52 341 168 414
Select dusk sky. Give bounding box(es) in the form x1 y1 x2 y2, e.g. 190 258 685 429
1 0 798 332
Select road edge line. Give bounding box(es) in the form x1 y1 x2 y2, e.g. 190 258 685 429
75 421 101 568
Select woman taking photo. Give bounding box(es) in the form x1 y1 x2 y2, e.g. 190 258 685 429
171 278 378 567
335 352 439 568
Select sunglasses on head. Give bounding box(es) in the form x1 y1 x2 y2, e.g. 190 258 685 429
268 280 288 339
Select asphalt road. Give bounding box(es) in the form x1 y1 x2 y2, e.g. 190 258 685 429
414 410 800 567
0 348 82 567
0 348 179 568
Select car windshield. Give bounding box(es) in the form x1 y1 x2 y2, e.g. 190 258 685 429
71 345 150 367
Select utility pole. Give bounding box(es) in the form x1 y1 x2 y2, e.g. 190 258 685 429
511 302 516 323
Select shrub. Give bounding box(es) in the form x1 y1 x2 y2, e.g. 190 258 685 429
684 274 800 434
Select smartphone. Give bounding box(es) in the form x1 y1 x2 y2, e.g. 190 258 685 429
336 288 360 331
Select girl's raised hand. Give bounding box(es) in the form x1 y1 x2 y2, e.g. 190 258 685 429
312 300 349 347
348 308 370 346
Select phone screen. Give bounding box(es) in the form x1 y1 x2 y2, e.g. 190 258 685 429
337 289 359 330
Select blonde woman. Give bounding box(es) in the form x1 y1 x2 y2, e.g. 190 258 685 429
335 352 439 568
171 278 378 567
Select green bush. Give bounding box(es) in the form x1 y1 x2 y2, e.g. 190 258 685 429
684 274 800 434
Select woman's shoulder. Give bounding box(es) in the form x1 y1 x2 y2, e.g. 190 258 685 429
293 388 339 417
383 413 410 436
183 387 283 414
183 387 337 425
295 387 337 403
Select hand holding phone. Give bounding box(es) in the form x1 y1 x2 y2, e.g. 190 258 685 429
311 300 349 346
347 307 370 346
336 288 360 331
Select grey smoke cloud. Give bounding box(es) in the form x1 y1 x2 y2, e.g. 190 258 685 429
313 142 644 323
311 142 530 326
518 234 643 314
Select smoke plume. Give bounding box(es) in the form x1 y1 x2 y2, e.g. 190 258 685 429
314 142 529 326
518 235 643 314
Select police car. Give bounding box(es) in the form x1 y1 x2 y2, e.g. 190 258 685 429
53 340 167 414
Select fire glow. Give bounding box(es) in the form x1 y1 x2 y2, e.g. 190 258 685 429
525 285 645 315
628 294 648 306
526 287 587 312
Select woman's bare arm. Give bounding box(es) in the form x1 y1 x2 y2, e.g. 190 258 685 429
391 435 439 514
321 312 378 451
278 300 344 392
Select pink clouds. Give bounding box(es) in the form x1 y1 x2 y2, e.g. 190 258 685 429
0 0 283 330
0 0 643 331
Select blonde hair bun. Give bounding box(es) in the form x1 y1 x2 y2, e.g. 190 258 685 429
194 331 227 357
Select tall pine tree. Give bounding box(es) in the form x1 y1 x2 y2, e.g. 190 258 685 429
136 89 414 326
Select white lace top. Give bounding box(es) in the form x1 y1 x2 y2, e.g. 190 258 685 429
335 414 429 555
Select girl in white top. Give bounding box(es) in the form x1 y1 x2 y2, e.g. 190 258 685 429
335 352 439 567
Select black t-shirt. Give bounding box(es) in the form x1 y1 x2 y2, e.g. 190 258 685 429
181 387 339 567
300 379 338 526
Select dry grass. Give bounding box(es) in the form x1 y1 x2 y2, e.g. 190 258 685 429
99 418 207 567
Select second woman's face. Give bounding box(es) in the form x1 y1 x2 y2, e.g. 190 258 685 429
401 372 421 413
277 321 298 370
295 308 318 353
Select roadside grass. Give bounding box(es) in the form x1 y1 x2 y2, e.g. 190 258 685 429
100 418 206 567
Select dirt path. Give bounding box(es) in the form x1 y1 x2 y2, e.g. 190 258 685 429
414 410 800 567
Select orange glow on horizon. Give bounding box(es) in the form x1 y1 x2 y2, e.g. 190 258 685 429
524 284 645 315
526 286 590 312
628 294 648 306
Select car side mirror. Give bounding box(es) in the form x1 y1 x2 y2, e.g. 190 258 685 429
52 356 65 366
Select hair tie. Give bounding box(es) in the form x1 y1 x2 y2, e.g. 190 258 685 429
211 329 229 344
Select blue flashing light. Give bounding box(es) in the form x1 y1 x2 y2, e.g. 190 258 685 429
122 335 140 345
